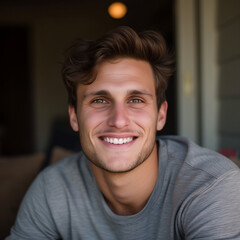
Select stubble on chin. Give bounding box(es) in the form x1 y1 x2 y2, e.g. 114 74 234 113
85 139 157 174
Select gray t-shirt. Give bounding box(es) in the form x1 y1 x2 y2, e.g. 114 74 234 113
6 136 240 239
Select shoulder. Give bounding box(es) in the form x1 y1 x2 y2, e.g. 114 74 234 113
158 135 239 178
42 151 90 179
34 151 94 197
158 136 240 238
157 135 240 208
179 166 240 238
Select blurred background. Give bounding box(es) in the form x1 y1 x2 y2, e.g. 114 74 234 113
0 0 240 238
0 0 239 156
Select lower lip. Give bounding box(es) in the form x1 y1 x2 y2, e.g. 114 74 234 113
100 138 137 148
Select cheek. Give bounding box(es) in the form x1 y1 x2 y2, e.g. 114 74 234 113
132 109 158 129
79 109 106 133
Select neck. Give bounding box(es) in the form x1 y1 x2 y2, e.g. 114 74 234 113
90 143 159 216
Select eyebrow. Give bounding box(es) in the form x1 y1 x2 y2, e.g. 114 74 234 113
82 90 110 101
82 89 154 101
127 90 153 99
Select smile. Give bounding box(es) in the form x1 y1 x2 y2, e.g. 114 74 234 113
103 137 134 145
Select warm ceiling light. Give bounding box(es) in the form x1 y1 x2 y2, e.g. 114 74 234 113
108 2 127 19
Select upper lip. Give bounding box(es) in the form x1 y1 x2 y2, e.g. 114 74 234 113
98 133 138 139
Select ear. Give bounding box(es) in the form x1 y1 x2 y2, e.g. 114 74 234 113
156 101 168 131
68 105 79 132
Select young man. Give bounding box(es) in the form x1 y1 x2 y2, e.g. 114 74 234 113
7 26 240 239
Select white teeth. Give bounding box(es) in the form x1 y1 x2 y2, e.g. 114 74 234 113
104 137 133 145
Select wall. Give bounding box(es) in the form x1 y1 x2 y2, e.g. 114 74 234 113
175 0 199 143
176 0 240 151
200 0 218 150
217 0 240 149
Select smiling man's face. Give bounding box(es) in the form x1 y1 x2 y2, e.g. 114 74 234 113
69 58 167 173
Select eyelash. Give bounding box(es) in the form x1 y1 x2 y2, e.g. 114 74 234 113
91 98 108 104
129 98 144 103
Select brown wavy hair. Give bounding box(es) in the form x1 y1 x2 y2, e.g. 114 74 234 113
62 26 174 109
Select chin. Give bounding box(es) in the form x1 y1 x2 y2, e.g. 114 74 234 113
92 155 144 174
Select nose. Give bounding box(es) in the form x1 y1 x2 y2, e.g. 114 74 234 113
107 103 130 129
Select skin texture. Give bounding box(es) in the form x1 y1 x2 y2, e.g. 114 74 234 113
69 58 167 215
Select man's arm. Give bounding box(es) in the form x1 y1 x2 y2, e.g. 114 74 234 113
6 172 60 240
181 170 240 239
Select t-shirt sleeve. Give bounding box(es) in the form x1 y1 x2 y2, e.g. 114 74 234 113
6 171 60 240
181 170 240 239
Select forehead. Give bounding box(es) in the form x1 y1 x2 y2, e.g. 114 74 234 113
97 57 152 75
77 58 156 96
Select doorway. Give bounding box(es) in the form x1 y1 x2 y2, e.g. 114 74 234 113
0 26 34 155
